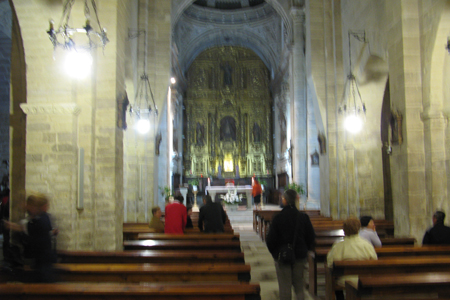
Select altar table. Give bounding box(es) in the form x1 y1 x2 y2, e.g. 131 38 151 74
205 185 253 209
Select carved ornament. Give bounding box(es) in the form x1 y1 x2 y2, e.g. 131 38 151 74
20 103 81 116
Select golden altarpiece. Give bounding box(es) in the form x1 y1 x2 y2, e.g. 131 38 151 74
183 46 273 179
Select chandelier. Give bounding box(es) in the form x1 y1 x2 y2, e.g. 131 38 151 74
128 29 158 135
338 31 366 134
47 0 108 78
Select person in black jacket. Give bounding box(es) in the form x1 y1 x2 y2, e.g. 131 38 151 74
5 193 57 282
422 210 450 245
198 195 227 233
266 189 315 300
186 205 193 229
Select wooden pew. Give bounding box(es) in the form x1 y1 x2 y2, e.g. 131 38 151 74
254 210 394 240
0 282 262 300
308 244 450 296
315 237 415 248
0 263 252 283
253 209 324 233
137 232 240 241
345 272 450 300
327 256 450 300
315 229 387 239
123 240 242 252
58 250 245 264
124 223 234 240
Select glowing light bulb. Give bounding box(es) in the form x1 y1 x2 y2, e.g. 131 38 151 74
64 50 93 79
135 118 150 134
344 115 363 133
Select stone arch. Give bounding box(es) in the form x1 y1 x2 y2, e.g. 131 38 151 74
430 2 450 113
180 28 278 74
173 0 293 42
8 0 27 221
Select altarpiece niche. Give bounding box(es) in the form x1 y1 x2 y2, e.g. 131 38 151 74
183 46 273 178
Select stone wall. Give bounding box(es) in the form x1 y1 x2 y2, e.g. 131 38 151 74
124 0 172 220
11 0 129 250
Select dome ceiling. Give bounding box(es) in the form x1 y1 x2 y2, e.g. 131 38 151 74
173 1 285 79
193 0 265 10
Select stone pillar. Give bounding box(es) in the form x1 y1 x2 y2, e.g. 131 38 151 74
386 0 426 241
290 7 308 189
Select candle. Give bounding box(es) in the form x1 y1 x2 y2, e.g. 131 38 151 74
208 178 211 186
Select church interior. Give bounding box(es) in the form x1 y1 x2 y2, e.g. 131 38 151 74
1 0 450 298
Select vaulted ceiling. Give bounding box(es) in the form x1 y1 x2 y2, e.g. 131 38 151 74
173 0 288 81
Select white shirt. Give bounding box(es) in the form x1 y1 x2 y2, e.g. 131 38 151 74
359 228 382 247
327 235 378 286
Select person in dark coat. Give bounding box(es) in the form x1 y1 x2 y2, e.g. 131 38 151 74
198 195 227 233
5 193 57 282
423 210 450 245
186 205 193 229
266 189 315 300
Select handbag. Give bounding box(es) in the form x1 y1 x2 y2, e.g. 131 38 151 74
277 211 300 264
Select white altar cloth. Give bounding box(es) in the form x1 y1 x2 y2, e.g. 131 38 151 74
205 185 253 208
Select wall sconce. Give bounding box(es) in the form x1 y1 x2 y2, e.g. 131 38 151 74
384 143 392 155
338 30 367 134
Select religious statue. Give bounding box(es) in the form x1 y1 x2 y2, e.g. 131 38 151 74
253 122 261 143
220 117 236 141
221 62 233 86
196 122 205 146
155 133 162 156
117 92 129 130
218 164 222 178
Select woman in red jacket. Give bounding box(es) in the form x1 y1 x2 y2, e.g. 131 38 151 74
252 178 262 210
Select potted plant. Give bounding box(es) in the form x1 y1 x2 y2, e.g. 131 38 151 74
286 182 306 209
257 178 267 190
158 185 173 202
188 178 199 191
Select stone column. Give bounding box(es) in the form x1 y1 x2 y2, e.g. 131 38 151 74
290 8 308 189
386 0 426 241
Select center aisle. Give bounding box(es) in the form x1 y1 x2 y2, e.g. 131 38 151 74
226 205 317 300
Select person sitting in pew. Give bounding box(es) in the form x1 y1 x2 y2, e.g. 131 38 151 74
165 195 187 234
422 210 450 245
327 218 377 300
359 216 382 247
148 206 164 232
198 195 227 233
186 205 193 229
4 193 58 283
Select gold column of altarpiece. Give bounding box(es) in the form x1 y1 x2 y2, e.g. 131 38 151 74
183 46 273 178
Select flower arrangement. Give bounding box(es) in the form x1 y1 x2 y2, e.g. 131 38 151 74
220 189 242 205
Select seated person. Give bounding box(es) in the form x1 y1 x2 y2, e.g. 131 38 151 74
422 210 450 245
327 218 377 300
148 206 164 232
5 193 58 283
359 216 382 247
198 195 227 233
165 195 187 234
186 205 193 229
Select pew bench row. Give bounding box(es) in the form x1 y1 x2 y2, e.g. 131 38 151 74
0 282 262 300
